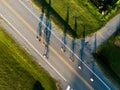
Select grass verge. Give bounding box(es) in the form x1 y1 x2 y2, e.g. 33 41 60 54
0 26 57 90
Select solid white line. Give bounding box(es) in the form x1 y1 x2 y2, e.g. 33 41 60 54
0 13 67 82
18 1 111 89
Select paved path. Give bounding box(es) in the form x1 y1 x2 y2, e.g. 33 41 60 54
86 14 120 52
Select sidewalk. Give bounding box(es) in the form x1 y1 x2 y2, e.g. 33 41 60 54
86 14 120 53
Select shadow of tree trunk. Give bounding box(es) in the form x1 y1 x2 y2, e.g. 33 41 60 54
33 81 45 90
34 0 77 38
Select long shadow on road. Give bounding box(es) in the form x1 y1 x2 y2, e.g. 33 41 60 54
69 15 77 62
37 7 44 41
37 0 52 58
61 7 69 52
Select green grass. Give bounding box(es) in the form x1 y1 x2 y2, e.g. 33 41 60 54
32 0 106 38
96 33 120 78
93 53 120 89
0 27 57 90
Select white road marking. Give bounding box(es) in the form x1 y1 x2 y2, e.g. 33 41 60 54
66 85 70 90
0 13 67 82
17 1 111 89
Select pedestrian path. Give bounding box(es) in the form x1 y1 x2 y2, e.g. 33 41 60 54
86 14 120 53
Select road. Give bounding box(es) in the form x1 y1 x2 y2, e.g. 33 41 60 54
0 0 116 90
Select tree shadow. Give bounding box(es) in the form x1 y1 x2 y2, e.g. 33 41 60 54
37 7 44 41
43 18 52 58
93 33 97 53
46 0 51 19
33 81 45 90
69 39 76 62
45 20 52 45
36 0 77 38
78 25 85 68
80 25 85 60
37 0 52 58
61 7 69 52
116 17 120 31
69 16 77 62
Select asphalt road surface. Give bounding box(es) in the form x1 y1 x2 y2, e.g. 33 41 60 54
0 0 117 90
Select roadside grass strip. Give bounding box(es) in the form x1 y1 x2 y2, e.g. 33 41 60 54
0 27 57 90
